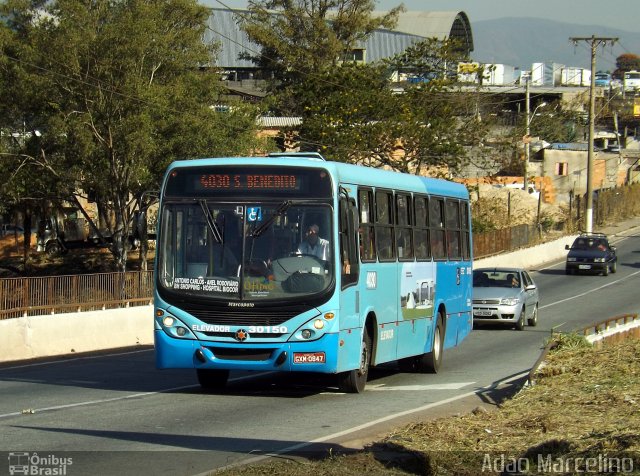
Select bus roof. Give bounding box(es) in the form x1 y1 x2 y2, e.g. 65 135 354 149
165 155 469 200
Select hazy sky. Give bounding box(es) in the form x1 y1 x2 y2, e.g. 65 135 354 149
202 0 640 33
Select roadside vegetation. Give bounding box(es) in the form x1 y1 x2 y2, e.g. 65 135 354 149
3 0 612 274
213 334 640 475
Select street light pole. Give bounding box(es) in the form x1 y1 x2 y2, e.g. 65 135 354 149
524 76 545 194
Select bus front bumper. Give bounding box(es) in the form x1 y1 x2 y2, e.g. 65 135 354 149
155 330 341 374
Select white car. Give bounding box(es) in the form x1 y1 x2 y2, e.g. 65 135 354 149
472 267 539 330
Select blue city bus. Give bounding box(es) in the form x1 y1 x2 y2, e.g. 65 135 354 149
154 152 473 393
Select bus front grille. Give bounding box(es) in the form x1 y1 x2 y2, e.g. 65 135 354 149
206 347 275 361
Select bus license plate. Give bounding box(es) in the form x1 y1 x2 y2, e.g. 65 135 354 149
293 352 326 364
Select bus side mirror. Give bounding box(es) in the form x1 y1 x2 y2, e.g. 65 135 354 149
136 211 147 237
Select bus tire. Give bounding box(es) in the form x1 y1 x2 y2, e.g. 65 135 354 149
197 369 229 391
398 315 444 373
418 315 444 373
338 327 371 393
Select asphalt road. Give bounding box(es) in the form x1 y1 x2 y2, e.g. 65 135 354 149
1 226 639 476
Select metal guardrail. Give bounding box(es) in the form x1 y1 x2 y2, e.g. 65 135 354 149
0 271 154 320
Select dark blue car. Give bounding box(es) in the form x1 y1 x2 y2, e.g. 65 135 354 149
565 232 617 276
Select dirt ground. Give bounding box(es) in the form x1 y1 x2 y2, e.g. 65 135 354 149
471 184 567 229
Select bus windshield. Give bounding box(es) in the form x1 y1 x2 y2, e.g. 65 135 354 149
157 201 334 301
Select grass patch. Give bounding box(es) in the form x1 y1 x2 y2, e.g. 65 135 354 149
215 336 640 475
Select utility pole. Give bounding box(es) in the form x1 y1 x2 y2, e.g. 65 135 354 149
570 36 618 233
524 75 531 194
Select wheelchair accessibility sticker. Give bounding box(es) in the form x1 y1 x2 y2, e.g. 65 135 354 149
247 207 262 222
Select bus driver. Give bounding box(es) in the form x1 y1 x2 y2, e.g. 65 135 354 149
297 224 330 260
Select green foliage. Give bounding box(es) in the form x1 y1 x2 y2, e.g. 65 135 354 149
385 36 469 81
0 0 264 270
529 100 581 144
285 35 482 174
470 197 506 231
291 60 479 175
614 53 640 78
548 332 591 351
296 63 396 162
240 0 403 119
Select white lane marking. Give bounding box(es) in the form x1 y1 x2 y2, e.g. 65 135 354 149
539 269 640 310
368 382 475 391
0 372 269 420
0 384 197 419
0 348 154 370
207 371 529 475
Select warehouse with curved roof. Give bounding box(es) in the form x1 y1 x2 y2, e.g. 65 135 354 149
204 8 474 74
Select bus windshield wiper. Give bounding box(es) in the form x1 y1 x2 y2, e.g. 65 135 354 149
198 200 223 244
251 201 292 237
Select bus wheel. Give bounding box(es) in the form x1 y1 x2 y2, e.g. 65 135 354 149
417 316 444 373
197 369 229 391
339 328 371 393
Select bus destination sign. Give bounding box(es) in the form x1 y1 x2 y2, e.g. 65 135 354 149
198 173 299 191
164 165 333 198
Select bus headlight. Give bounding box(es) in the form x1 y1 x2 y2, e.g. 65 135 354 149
157 312 194 339
290 312 336 341
163 316 175 327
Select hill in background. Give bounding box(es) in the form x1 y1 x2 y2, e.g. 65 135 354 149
471 17 640 73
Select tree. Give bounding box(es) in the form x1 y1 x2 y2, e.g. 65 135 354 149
294 52 484 175
240 0 403 115
287 64 388 167
529 101 582 144
0 0 64 266
613 53 640 79
0 0 267 272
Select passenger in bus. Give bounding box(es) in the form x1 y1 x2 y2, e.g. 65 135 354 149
297 224 330 260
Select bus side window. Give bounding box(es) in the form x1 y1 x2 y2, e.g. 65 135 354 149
396 193 413 260
414 195 431 260
461 201 471 260
358 188 376 262
445 199 461 260
429 197 446 259
375 189 395 261
339 194 359 287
